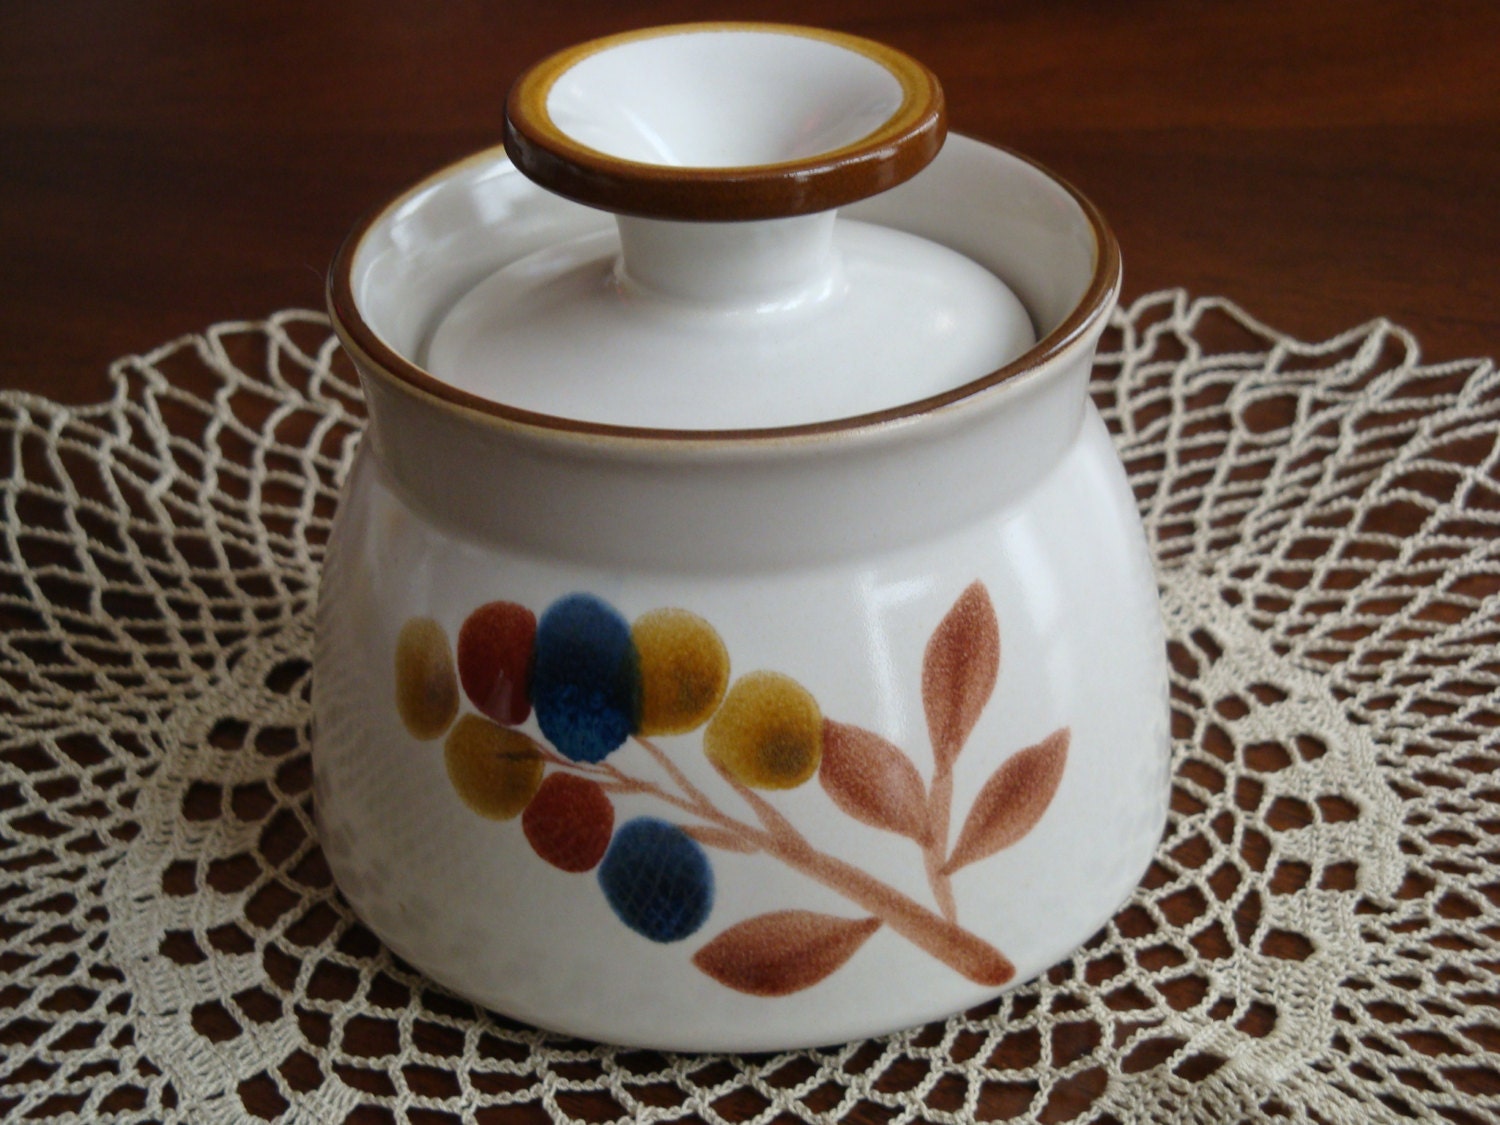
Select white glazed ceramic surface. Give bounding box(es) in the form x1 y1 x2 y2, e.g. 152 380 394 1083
423 217 1036 429
425 26 1034 430
315 435 1168 1051
543 29 906 167
316 117 1171 1048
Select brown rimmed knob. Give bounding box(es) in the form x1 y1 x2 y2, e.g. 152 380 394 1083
503 22 947 221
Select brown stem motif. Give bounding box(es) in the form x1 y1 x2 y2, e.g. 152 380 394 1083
544 745 1016 987
923 765 958 923
398 582 1069 999
712 759 1011 984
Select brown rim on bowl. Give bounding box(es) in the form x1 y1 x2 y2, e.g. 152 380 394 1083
327 139 1122 445
503 22 947 222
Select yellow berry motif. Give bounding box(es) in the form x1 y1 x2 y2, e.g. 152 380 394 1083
633 608 730 736
394 617 459 740
444 713 545 820
704 670 823 789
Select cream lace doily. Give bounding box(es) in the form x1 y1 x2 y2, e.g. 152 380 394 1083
3 292 1496 1123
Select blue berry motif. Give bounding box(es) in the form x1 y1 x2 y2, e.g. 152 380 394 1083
598 818 714 942
531 593 641 762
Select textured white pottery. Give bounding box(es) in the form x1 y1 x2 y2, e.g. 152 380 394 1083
315 24 1170 1051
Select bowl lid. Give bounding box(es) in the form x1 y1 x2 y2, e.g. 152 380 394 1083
327 28 1122 443
417 24 1039 430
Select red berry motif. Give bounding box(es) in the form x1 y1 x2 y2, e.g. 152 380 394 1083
523 773 615 872
457 601 536 725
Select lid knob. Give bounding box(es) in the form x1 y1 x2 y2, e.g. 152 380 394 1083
503 23 946 222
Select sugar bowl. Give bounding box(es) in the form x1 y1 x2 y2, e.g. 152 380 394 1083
314 23 1169 1051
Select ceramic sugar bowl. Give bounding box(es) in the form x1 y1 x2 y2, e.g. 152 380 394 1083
314 23 1170 1052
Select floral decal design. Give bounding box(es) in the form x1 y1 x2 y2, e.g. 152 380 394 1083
391 581 1068 997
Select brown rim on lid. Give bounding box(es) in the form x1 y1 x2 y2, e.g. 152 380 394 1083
503 22 947 222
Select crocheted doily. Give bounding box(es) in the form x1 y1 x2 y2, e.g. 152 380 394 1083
3 293 1496 1123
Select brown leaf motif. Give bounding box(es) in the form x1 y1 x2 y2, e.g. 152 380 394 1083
922 581 1000 769
819 720 929 841
943 728 1069 875
692 910 883 997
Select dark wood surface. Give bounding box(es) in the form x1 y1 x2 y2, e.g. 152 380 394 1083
2 2 1496 1120
1 0 1495 405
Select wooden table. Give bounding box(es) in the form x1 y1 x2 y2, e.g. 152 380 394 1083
2 2 1496 1121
